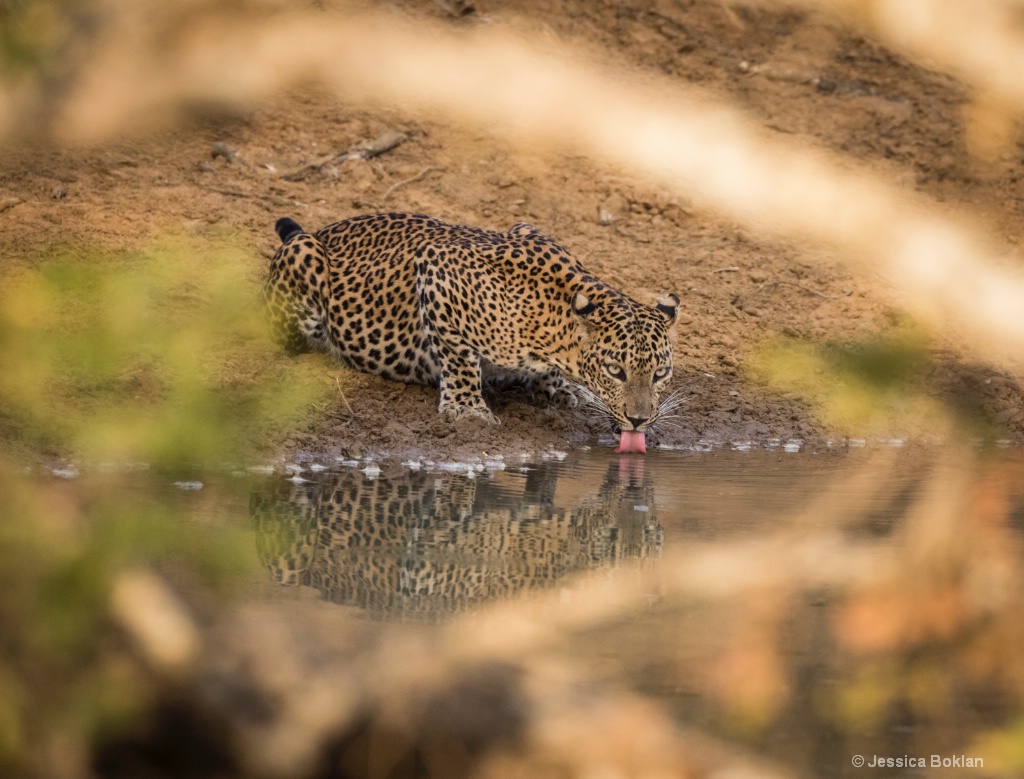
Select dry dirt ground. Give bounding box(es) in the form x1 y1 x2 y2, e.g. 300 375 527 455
3 0 1024 463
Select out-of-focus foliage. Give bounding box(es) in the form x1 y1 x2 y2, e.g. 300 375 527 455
751 330 954 437
0 235 329 777
0 237 328 466
0 463 256 777
975 716 1024 774
0 0 76 75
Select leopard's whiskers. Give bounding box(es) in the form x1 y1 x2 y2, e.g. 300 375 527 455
649 388 688 427
571 382 621 432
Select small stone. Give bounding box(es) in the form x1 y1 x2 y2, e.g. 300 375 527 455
993 408 1019 425
813 77 837 94
434 0 475 16
211 142 238 163
596 193 629 225
661 204 690 226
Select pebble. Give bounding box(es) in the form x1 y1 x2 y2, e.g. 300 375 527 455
596 194 629 225
211 142 238 163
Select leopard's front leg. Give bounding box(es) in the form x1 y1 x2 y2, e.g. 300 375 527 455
415 251 500 425
435 343 500 425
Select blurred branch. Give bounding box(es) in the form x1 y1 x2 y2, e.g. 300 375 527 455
3 8 1022 372
775 0 1024 110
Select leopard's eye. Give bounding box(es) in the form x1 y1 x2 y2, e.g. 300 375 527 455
653 366 671 381
604 363 626 381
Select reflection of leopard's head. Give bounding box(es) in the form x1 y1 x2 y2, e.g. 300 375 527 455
570 285 680 433
249 461 661 620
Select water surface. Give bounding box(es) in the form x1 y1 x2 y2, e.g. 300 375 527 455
240 445 1024 777
248 446 945 619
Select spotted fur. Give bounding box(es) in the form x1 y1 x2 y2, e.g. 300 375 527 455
262 213 679 431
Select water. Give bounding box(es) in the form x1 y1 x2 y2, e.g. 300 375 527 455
247 446 940 620
240 446 1024 777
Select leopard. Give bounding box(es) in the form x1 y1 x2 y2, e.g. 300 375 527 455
250 459 663 620
262 213 680 442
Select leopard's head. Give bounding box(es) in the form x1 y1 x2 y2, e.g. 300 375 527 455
262 234 329 356
570 285 680 433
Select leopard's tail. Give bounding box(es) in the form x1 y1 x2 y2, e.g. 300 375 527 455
275 217 305 243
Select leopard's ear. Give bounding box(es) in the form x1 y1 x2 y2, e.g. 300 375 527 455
655 293 680 326
508 222 544 239
572 291 598 318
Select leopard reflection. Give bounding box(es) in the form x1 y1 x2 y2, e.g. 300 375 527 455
250 460 662 619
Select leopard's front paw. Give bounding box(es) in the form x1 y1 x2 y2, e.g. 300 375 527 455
440 404 501 426
548 384 579 410
532 379 578 409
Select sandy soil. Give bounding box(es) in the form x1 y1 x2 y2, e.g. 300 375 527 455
2 0 1023 463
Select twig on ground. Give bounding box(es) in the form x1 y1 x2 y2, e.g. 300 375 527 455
673 239 727 250
334 377 356 417
711 266 740 273
613 225 653 243
351 198 382 211
199 185 304 208
279 130 409 181
752 280 852 300
381 166 442 205
278 150 342 182
719 0 745 30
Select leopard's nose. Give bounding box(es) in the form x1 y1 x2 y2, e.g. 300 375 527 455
626 415 648 430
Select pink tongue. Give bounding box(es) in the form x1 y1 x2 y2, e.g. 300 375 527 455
615 430 647 454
